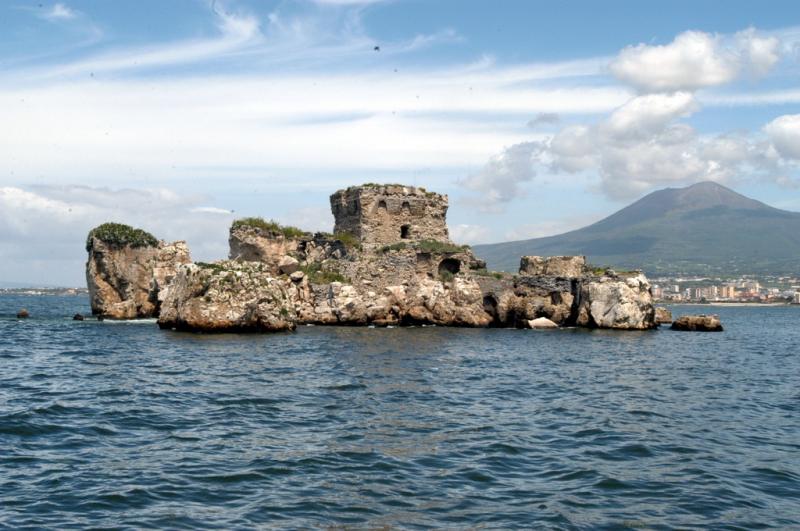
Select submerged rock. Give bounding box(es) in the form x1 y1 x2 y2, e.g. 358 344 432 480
671 315 723 332
16 309 29 319
73 313 85 321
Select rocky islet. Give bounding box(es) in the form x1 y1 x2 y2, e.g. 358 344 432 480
86 184 664 332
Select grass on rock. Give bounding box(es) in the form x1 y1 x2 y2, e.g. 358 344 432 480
86 223 159 251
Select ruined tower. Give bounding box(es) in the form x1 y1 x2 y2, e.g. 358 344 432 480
330 184 450 249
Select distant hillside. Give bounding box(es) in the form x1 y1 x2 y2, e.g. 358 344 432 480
473 182 800 276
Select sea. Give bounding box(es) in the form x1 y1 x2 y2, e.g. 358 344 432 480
1 294 798 530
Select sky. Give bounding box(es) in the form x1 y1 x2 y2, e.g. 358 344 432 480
1 0 799 286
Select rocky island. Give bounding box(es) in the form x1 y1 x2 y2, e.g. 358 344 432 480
86 184 657 332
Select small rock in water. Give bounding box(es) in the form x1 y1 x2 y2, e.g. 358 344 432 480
655 307 672 324
671 314 723 332
16 309 30 319
529 317 558 329
73 313 85 321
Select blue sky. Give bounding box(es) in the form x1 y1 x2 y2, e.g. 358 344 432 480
1 0 799 285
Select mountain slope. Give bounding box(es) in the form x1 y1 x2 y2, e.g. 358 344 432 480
473 182 800 275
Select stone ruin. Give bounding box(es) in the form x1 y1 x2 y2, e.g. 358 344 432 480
85 183 657 332
330 184 450 249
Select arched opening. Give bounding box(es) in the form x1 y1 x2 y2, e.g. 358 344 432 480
482 295 501 326
401 201 411 211
400 224 411 239
438 258 460 279
377 200 387 210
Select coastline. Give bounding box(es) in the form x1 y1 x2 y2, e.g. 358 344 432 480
661 301 795 307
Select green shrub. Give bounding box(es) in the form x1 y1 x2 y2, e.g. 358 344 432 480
439 270 454 282
300 263 348 284
333 231 361 250
472 268 504 280
379 242 408 253
195 262 226 274
416 239 469 254
231 217 308 239
86 223 158 251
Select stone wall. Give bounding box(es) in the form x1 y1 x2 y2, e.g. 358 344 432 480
330 184 450 249
519 255 586 278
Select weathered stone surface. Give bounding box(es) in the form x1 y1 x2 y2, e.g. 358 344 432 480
519 255 586 278
655 306 673 324
576 273 656 330
278 255 300 275
529 317 558 329
671 314 723 332
158 261 296 332
229 225 302 271
86 233 190 319
330 184 449 249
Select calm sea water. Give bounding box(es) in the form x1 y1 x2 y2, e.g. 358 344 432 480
1 294 798 530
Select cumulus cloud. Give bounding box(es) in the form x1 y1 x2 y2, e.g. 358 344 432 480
449 223 492 245
764 114 800 160
460 27 793 202
610 29 780 92
459 142 544 211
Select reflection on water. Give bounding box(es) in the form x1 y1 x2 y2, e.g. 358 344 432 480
1 296 799 528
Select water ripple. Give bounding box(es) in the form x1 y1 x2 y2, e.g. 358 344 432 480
1 295 799 529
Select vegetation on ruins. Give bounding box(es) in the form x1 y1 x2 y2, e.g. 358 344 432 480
379 239 469 255
86 222 159 251
300 263 348 284
231 217 308 239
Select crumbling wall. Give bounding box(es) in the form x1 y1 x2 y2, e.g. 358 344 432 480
330 184 450 248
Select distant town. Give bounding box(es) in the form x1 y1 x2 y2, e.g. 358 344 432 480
651 275 800 304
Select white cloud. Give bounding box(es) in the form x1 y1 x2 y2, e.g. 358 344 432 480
601 92 697 139
42 3 76 21
449 223 492 245
35 10 260 78
0 185 235 285
609 29 780 93
459 142 544 212
527 112 560 128
764 114 800 160
456 27 793 201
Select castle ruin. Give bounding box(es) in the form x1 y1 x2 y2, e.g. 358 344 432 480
330 184 450 249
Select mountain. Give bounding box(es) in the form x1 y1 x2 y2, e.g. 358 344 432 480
473 182 800 276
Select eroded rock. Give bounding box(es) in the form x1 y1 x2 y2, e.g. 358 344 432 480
85 223 190 319
655 307 673 324
158 261 296 332
671 315 723 332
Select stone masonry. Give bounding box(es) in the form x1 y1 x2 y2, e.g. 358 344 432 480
330 184 450 249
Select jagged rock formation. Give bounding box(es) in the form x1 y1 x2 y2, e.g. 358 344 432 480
88 185 658 332
85 223 190 319
476 258 655 330
158 261 295 332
